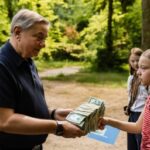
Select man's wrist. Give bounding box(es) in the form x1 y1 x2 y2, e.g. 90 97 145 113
50 109 56 120
55 121 64 136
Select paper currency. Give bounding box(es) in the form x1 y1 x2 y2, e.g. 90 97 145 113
66 97 105 134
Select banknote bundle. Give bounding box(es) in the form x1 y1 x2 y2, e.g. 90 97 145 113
66 97 105 134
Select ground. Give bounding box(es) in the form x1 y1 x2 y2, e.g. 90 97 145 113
42 80 128 150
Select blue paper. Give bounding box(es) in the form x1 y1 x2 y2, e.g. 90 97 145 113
87 125 120 144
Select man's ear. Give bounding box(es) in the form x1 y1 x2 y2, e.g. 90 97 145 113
13 26 22 40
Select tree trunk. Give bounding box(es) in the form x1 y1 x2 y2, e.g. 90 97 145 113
96 0 114 71
142 0 150 50
106 0 113 52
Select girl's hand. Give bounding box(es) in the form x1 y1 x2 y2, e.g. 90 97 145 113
98 117 108 130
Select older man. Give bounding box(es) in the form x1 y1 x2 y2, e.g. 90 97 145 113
0 9 84 150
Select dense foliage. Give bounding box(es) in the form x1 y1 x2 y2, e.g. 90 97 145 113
0 0 142 71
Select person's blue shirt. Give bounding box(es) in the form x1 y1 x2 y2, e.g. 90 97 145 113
0 41 50 148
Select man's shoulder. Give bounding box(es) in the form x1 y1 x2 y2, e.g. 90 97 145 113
0 43 15 67
0 53 11 66
0 42 11 63
0 53 17 75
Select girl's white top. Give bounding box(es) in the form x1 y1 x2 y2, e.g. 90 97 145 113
127 75 150 112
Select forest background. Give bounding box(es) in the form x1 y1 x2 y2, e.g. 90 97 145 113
1 0 150 72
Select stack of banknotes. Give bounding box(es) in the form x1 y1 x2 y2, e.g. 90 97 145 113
66 97 105 134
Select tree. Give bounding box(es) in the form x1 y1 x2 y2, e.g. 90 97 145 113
96 0 114 71
105 0 113 61
120 0 135 13
141 0 150 50
3 0 19 21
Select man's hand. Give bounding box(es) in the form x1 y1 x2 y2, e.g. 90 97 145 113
55 109 73 121
60 121 85 138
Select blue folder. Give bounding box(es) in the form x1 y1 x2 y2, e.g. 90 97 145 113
87 125 120 144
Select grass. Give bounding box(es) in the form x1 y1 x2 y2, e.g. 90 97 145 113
42 70 128 88
34 59 89 71
36 60 129 87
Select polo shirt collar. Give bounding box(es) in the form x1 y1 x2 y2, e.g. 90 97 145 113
3 41 32 67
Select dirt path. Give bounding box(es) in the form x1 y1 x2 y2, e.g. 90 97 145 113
39 66 81 77
42 80 128 150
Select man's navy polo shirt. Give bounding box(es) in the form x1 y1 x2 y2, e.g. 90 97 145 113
0 41 50 148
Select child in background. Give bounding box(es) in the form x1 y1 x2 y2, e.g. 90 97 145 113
124 48 149 150
98 49 150 150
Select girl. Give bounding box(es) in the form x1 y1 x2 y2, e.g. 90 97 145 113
124 48 149 150
99 49 150 150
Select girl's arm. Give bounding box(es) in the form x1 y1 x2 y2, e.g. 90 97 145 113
99 110 144 134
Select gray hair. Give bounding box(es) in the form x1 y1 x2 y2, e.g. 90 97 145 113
11 9 50 33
